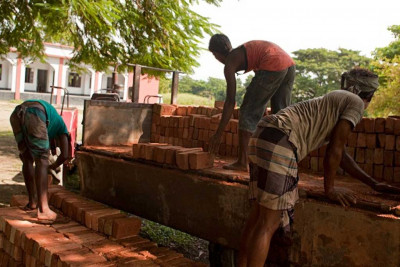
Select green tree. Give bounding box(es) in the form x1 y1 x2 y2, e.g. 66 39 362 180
0 0 220 73
292 48 371 102
368 25 400 117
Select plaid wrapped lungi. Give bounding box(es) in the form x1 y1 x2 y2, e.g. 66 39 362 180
10 102 50 159
248 126 299 231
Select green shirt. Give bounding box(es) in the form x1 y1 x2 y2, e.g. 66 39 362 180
26 99 69 139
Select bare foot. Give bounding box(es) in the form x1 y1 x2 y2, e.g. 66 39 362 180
22 202 37 211
37 208 57 222
223 161 248 172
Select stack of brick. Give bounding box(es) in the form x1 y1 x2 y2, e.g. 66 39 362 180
299 117 400 182
0 186 206 266
151 103 240 157
132 143 214 170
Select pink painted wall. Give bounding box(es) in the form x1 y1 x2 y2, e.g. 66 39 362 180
134 74 160 104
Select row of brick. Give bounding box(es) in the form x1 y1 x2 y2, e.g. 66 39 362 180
132 143 214 170
0 189 206 266
346 132 400 150
353 117 400 134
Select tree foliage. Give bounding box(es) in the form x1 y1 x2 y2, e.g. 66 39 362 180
368 25 400 117
0 0 221 73
292 48 371 102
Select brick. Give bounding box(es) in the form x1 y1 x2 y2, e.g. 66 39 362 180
383 167 393 182
318 157 324 172
55 247 107 267
385 135 395 150
85 209 121 230
397 136 400 151
394 167 400 183
384 151 394 167
365 134 376 149
395 151 400 167
385 117 395 134
85 239 125 255
132 143 141 159
299 157 310 169
354 119 364 132
375 118 385 133
309 149 318 157
374 149 384 164
356 133 366 148
310 157 318 172
363 163 373 176
376 134 386 148
188 152 214 170
373 165 383 179
74 203 108 223
346 147 355 158
117 235 149 248
175 106 187 116
98 213 126 235
153 145 173 163
347 132 357 147
218 144 226 156
50 191 76 209
394 118 400 135
214 101 224 109
9 195 28 208
111 217 142 240
230 119 238 134
363 118 375 133
365 149 374 164
61 196 85 216
225 145 232 156
355 148 365 163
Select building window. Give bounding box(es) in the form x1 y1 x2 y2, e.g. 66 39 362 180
68 73 81 88
25 68 34 83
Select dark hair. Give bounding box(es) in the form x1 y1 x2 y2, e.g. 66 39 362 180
208 34 232 56
348 67 378 78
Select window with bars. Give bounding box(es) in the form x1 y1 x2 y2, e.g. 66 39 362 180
68 72 81 87
25 68 34 83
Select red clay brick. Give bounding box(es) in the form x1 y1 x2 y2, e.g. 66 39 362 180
225 132 233 146
393 118 400 135
356 133 366 148
365 134 376 149
214 101 224 109
377 134 386 148
75 204 108 224
230 119 238 134
85 209 121 230
354 119 364 132
55 247 108 267
365 149 374 164
9 195 28 208
395 151 400 167
218 144 226 156
373 165 383 179
310 157 318 172
374 149 384 164
363 163 373 177
98 213 126 235
132 143 142 159
299 157 310 169
85 239 125 255
375 118 385 133
383 167 393 182
363 118 375 133
384 151 394 167
111 217 142 240
117 235 149 248
355 148 365 163
347 132 357 147
394 167 400 183
176 106 187 116
188 152 214 170
318 157 324 172
385 117 395 134
309 149 318 157
385 135 396 150
396 136 400 151
346 147 355 158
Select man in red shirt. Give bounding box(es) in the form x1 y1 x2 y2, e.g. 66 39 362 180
208 34 295 171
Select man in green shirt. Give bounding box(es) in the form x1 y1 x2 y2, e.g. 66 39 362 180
10 99 71 223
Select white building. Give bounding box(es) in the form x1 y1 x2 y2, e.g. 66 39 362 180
0 43 160 104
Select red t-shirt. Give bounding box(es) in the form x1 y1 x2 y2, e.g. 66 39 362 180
243 41 295 72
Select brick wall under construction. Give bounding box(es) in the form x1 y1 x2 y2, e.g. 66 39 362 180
150 104 400 182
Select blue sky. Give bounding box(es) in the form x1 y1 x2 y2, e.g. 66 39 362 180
191 0 400 80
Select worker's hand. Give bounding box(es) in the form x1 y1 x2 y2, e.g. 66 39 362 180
208 133 222 155
326 187 357 207
374 182 400 194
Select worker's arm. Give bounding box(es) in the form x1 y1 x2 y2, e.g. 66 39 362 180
209 51 243 154
324 119 357 206
341 152 400 194
48 134 69 170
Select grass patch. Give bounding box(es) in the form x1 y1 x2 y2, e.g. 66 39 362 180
0 131 13 137
9 99 23 104
162 93 214 106
140 219 209 262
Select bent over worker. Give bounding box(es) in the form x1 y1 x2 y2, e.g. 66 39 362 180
10 99 70 223
237 68 400 267
208 33 295 172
